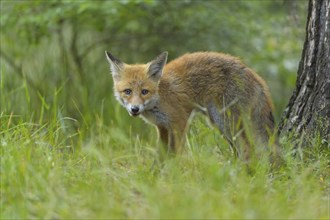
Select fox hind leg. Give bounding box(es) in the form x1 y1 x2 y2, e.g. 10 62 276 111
206 102 240 156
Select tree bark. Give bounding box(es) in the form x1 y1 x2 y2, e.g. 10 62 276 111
278 0 330 140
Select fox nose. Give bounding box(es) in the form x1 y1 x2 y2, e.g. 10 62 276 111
131 106 140 114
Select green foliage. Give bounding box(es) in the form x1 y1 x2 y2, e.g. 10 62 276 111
1 0 307 125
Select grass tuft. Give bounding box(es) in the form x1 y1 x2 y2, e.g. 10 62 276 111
1 114 329 219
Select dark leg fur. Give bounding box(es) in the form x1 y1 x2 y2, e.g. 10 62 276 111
207 102 240 156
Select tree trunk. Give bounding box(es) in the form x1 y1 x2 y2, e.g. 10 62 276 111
278 0 330 140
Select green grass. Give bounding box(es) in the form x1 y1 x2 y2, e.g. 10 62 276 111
1 1 325 218
1 113 329 219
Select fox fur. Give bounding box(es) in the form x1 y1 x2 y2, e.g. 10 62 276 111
105 51 278 160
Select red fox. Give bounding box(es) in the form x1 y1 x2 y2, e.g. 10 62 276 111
105 51 278 160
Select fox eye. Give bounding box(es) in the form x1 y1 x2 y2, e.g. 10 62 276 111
141 89 149 95
123 89 132 95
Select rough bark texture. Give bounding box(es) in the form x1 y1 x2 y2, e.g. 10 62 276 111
278 0 330 140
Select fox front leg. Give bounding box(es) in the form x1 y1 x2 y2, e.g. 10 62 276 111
157 125 184 155
157 126 169 145
157 126 175 155
157 112 190 155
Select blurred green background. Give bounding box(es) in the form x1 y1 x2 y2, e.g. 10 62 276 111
1 0 308 138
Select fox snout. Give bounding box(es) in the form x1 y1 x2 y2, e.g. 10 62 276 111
127 104 144 117
130 105 140 116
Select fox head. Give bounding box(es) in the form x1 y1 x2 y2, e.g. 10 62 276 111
105 51 168 116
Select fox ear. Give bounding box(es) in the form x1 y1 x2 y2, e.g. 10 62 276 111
105 51 124 79
148 51 168 81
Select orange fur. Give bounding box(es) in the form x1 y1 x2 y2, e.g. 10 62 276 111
106 51 277 159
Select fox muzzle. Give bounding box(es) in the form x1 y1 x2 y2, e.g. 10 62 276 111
128 105 142 117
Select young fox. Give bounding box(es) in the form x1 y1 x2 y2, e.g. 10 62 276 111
105 51 277 159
